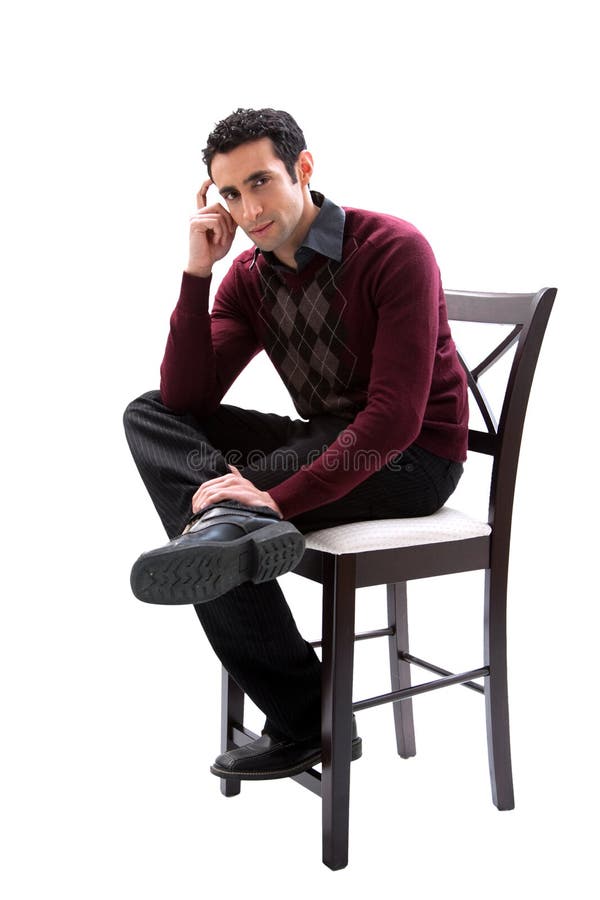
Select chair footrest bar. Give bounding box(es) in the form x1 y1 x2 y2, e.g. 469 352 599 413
352 666 490 712
231 724 259 746
230 726 322 796
290 768 322 796
400 653 486 694
309 626 395 649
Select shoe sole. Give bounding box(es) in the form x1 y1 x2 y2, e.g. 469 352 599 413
130 522 305 605
210 737 363 781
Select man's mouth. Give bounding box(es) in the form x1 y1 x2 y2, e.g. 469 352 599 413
250 221 274 237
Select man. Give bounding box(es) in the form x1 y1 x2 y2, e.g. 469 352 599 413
124 107 468 781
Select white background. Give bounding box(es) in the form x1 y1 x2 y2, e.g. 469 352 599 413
1 0 598 895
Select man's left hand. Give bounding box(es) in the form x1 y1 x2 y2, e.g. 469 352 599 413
191 465 283 518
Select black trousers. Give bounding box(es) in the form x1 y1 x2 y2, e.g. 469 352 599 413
124 390 463 741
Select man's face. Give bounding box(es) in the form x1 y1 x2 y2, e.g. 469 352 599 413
210 137 314 261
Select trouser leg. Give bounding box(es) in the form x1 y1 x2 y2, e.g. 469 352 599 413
123 391 328 740
123 390 463 741
123 390 229 539
196 581 322 740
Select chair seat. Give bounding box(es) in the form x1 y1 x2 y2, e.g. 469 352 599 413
304 506 491 555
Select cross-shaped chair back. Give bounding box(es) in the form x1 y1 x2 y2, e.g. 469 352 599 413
447 287 556 531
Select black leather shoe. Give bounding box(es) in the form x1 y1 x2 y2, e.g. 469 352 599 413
210 717 363 781
130 504 305 605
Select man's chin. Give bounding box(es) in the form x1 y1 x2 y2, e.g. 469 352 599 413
246 222 279 250
249 236 277 253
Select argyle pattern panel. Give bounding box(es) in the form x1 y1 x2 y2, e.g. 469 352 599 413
257 243 364 420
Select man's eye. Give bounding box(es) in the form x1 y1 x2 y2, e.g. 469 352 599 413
254 178 268 187
225 191 239 201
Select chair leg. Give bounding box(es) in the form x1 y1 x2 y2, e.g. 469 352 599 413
484 568 515 810
219 666 244 798
387 582 416 758
321 553 357 871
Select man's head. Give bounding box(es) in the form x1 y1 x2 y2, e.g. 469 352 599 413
202 108 307 182
203 108 318 266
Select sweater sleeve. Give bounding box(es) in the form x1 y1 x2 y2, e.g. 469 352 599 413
160 265 261 419
269 232 441 520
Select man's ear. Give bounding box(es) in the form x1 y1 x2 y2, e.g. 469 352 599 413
296 150 314 185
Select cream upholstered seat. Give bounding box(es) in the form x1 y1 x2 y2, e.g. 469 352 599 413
305 507 491 554
217 287 556 870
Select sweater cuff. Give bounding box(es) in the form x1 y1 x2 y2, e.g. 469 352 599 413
269 473 329 521
177 271 212 314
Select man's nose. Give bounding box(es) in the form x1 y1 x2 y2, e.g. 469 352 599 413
242 194 263 222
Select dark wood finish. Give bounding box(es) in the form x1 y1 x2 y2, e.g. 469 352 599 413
352 666 490 712
354 536 491 587
217 286 556 868
320 554 357 870
484 567 514 809
310 626 394 649
290 767 322 796
219 669 244 798
352 666 490 711
401 653 485 695
387 583 416 757
467 430 497 455
229 725 322 796
295 535 491 588
463 359 498 433
472 325 522 381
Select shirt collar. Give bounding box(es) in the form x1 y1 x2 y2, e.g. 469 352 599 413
249 191 345 272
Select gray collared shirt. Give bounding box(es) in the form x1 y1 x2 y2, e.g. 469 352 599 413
250 191 345 272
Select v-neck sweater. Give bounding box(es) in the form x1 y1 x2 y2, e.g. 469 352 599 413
160 207 468 520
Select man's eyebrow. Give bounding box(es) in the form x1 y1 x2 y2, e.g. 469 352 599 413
219 170 271 195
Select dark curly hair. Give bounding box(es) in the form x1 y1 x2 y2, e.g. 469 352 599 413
202 108 307 182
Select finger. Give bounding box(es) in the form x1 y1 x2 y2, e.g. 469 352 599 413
215 207 237 240
192 494 207 513
191 204 236 231
226 212 237 237
192 486 239 513
202 472 239 488
190 217 225 244
190 210 235 247
191 475 239 508
220 223 235 246
192 486 217 512
189 211 223 228
196 178 213 210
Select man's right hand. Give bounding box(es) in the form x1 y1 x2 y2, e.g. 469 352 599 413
185 179 237 278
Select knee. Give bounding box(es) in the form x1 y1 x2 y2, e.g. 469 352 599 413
123 389 162 436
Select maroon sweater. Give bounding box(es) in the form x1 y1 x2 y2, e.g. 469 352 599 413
160 208 468 519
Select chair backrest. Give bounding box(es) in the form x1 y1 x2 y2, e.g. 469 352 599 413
445 288 556 541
